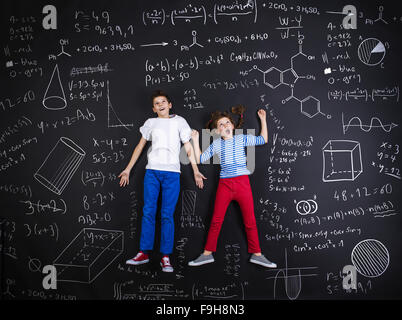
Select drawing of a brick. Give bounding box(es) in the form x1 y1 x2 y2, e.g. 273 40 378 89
53 228 124 283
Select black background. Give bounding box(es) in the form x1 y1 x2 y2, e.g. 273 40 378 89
0 0 401 300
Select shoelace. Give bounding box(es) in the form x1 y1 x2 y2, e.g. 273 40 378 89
162 257 171 266
135 252 144 259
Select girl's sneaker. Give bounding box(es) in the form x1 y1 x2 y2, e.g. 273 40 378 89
160 255 174 272
250 254 277 268
126 251 149 265
188 253 214 266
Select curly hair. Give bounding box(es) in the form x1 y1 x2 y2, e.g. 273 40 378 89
205 105 246 130
151 89 171 105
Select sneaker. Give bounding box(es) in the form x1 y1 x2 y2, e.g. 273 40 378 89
188 253 215 266
126 251 149 265
160 256 174 272
250 254 277 268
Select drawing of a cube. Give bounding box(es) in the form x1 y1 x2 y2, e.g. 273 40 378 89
53 228 124 283
322 140 363 182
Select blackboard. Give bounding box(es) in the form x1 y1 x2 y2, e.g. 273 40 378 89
1 0 401 301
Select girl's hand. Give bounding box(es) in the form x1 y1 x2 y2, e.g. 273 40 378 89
257 109 266 120
118 169 131 187
194 171 207 189
191 129 199 141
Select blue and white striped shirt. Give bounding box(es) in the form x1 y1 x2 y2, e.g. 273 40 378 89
200 134 265 178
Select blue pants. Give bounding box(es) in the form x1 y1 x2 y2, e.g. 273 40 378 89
139 169 180 255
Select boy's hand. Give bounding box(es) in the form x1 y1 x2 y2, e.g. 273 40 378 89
191 129 199 141
257 109 266 120
194 171 207 189
118 169 131 187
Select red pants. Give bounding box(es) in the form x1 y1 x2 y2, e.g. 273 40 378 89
205 175 261 253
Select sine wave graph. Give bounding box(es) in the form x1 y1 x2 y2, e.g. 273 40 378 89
342 113 398 134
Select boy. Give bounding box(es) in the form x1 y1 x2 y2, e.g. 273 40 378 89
119 90 205 272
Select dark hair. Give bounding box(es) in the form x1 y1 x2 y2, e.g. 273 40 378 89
205 105 246 130
151 90 171 105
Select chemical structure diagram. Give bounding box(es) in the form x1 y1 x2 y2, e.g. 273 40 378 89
360 5 402 25
48 39 71 61
252 36 331 119
180 30 204 51
374 6 388 24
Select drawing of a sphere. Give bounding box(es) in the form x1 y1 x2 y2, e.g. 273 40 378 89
351 239 389 278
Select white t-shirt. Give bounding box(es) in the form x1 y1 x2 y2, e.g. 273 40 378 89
139 114 192 173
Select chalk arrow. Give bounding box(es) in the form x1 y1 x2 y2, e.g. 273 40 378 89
140 42 169 47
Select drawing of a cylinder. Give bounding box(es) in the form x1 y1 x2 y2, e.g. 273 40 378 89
322 140 363 182
34 137 85 195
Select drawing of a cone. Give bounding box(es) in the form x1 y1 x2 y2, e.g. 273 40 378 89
43 64 67 110
34 137 85 195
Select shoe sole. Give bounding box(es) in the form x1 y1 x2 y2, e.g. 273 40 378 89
188 259 214 266
126 259 149 266
160 262 174 272
250 260 277 268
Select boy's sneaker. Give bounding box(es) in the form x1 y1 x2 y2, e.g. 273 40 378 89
160 256 174 272
126 251 149 265
188 253 214 266
250 254 277 268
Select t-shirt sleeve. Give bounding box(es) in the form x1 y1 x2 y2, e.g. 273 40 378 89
178 117 192 143
139 119 152 141
243 134 265 146
200 141 216 163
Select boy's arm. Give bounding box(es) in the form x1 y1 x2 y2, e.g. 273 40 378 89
125 137 147 171
118 137 147 187
183 141 206 189
191 129 201 164
258 109 268 143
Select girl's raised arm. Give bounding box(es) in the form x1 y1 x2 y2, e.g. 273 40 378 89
257 109 268 143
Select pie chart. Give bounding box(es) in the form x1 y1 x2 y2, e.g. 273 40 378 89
358 38 386 66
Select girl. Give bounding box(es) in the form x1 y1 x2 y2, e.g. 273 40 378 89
188 106 276 268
